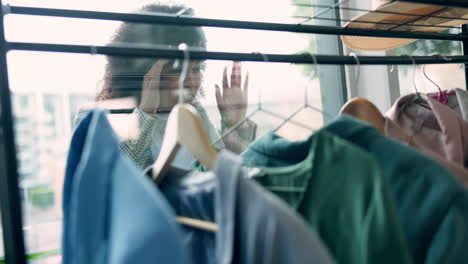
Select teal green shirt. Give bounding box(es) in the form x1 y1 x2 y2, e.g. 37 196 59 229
241 130 412 264
324 115 468 264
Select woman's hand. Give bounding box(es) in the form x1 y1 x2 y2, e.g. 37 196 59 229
139 59 169 114
215 61 249 127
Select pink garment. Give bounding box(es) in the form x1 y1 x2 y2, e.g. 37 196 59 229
386 93 468 168
385 117 468 187
385 93 468 185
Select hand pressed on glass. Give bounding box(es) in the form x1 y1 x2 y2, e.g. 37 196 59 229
215 61 249 127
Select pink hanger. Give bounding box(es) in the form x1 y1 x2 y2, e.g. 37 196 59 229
430 91 456 103
423 64 449 104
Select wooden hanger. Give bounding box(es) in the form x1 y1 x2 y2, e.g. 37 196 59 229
339 97 385 134
152 44 219 232
151 104 218 232
152 103 218 182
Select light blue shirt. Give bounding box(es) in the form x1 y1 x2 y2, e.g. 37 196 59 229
62 109 191 264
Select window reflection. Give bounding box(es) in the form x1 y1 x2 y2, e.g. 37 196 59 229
6 0 325 258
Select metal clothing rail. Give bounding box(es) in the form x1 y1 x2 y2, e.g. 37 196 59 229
8 41 468 65
3 5 466 41
295 0 468 10
400 0 468 8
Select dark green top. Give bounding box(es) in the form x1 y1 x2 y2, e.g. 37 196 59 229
241 130 412 264
323 115 468 264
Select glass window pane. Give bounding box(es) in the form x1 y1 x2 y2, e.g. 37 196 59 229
5 0 335 259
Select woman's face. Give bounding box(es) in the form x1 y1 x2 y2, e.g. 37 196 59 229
157 60 205 110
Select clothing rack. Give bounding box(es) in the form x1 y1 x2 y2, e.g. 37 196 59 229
7 42 468 65
2 0 468 263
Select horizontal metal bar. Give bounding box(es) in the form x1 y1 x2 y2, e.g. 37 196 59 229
293 2 468 23
7 41 468 65
108 108 170 114
5 6 464 41
293 15 460 30
400 0 468 9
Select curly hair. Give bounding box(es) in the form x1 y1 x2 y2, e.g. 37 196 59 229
96 3 207 104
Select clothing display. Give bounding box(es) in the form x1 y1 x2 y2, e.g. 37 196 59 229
8 0 468 264
64 109 334 264
62 109 191 264
61 97 468 264
241 130 413 264
324 115 468 264
6 0 468 263
386 93 468 168
160 151 335 264
62 90 468 264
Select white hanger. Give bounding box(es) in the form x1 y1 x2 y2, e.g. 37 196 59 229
152 43 218 232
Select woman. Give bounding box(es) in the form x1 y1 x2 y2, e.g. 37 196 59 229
79 3 256 170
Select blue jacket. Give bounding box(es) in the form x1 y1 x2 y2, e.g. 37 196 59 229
62 109 191 264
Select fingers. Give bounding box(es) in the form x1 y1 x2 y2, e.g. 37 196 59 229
223 67 229 95
143 59 170 93
244 71 249 101
144 59 169 82
140 59 169 113
215 84 224 110
231 61 241 88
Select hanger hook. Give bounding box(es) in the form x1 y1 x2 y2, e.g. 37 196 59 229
433 54 452 62
349 52 360 89
429 54 451 103
178 43 190 104
403 54 419 94
422 64 441 92
423 63 447 103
